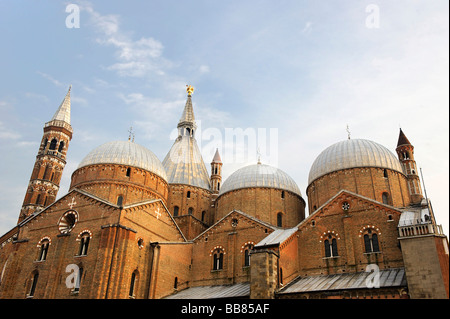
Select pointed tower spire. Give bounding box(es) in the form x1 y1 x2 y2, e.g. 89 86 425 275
212 148 222 164
177 85 197 137
395 128 423 205
177 85 197 138
49 85 71 125
397 128 411 147
18 87 74 223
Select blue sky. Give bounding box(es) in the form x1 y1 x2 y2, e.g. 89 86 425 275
0 1 448 235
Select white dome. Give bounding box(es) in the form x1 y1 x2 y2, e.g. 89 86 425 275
78 140 167 181
219 163 302 197
308 139 403 185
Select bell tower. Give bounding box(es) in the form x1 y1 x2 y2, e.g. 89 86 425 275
18 86 73 223
395 128 423 205
210 148 222 193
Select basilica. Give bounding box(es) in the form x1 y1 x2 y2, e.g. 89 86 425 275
0 85 448 299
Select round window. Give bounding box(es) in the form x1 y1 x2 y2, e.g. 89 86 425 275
58 210 78 234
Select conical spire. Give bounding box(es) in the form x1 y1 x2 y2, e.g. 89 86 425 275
178 86 196 130
212 148 222 163
50 85 71 124
178 95 195 125
397 128 411 147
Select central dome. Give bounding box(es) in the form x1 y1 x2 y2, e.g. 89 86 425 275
78 140 167 181
308 138 403 185
219 163 302 197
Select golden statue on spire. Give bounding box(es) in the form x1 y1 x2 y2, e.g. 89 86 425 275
186 85 194 96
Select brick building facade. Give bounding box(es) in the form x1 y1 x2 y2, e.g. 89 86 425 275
0 86 448 299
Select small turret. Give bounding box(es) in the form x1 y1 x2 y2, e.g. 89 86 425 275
396 128 423 205
210 148 222 193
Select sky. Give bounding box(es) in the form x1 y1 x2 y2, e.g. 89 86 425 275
0 1 448 236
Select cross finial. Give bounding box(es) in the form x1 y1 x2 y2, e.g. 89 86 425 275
257 147 261 164
128 126 135 142
346 124 351 140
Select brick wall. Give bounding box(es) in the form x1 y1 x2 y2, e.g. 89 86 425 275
189 212 273 288
216 188 305 227
70 164 169 205
297 192 405 277
307 168 411 214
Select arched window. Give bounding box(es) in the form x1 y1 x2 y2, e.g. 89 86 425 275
126 167 131 177
129 271 138 298
364 230 380 253
28 271 39 298
36 194 41 205
174 277 178 289
117 195 124 207
213 249 224 270
382 192 389 205
277 213 283 227
188 207 193 215
279 267 283 285
281 191 285 199
187 191 191 198
49 138 57 150
173 206 179 217
73 266 83 293
38 239 50 261
383 169 388 178
244 249 251 267
324 236 338 257
42 138 48 150
243 244 254 267
201 211 206 222
58 141 64 153
217 182 220 190
78 232 90 256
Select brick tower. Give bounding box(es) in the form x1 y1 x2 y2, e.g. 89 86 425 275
210 148 222 193
18 86 73 223
395 129 423 204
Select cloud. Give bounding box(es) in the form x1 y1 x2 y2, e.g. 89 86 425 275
81 2 170 78
71 96 88 106
199 65 210 74
118 92 183 138
37 71 65 87
0 121 21 140
301 21 312 34
25 92 49 102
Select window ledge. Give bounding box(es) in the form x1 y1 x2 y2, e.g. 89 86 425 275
211 269 223 273
322 256 340 260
